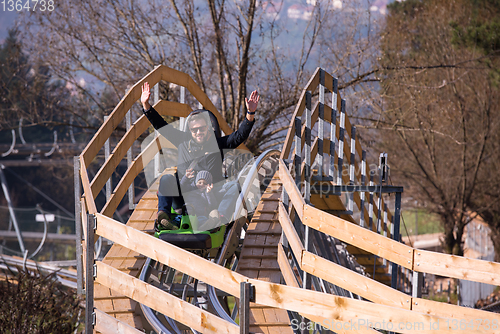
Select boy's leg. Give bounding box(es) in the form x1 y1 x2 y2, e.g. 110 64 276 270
157 173 184 229
218 182 241 223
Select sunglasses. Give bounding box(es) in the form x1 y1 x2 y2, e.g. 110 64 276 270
190 125 207 134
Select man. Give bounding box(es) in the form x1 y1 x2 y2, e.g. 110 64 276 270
140 82 259 229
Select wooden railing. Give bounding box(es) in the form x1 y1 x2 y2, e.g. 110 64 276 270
278 158 500 327
281 67 394 236
79 65 500 333
92 212 489 334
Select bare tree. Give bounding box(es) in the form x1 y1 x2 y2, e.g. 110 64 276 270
378 0 500 255
16 0 385 152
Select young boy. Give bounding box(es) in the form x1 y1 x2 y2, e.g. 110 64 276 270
182 170 223 231
158 169 221 231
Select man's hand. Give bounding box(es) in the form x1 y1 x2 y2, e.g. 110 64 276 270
185 168 195 179
141 82 151 110
245 90 260 114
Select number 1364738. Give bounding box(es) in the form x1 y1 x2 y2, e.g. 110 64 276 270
2 0 54 12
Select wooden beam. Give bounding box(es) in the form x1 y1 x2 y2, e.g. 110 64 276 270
94 309 144 334
278 244 380 334
278 159 305 218
415 250 500 286
91 100 191 198
301 251 411 309
278 203 305 261
101 135 175 216
94 213 243 297
302 205 413 269
82 67 162 167
277 243 300 288
91 115 149 198
412 298 500 324
95 261 239 334
80 155 97 214
248 278 469 334
281 68 321 160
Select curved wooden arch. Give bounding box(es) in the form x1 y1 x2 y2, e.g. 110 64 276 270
80 65 246 216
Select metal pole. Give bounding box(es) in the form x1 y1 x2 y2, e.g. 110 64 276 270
74 156 84 295
0 164 25 253
412 271 423 299
85 214 96 334
179 86 186 130
239 282 253 334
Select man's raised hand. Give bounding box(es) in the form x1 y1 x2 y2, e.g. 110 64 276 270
141 82 151 110
245 90 260 114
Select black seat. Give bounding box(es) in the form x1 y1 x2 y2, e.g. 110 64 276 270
158 233 212 249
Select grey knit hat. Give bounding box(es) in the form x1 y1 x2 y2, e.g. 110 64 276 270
196 170 213 184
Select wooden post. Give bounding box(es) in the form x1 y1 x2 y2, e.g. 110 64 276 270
303 90 312 291
348 125 356 213
85 214 96 334
318 69 325 178
126 110 135 210
294 117 301 191
337 100 346 186
74 156 83 295
329 77 338 179
153 82 160 178
392 192 402 289
360 150 367 228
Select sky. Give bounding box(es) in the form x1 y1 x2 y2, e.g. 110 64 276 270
0 10 18 43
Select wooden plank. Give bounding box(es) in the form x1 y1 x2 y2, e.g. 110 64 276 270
82 66 162 166
415 249 500 286
95 309 144 334
301 251 410 309
303 205 413 269
278 160 305 218
95 213 243 297
279 247 392 334
80 156 97 214
278 203 304 262
101 135 175 216
277 243 299 288
412 298 500 324
248 278 474 334
90 115 149 197
95 262 239 334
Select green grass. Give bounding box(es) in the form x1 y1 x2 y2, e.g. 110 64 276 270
400 209 444 237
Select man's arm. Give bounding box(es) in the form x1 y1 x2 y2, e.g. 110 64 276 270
141 82 168 130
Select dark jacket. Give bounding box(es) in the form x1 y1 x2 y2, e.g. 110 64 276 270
143 106 254 184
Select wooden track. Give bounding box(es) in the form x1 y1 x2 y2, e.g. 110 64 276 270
236 175 292 334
